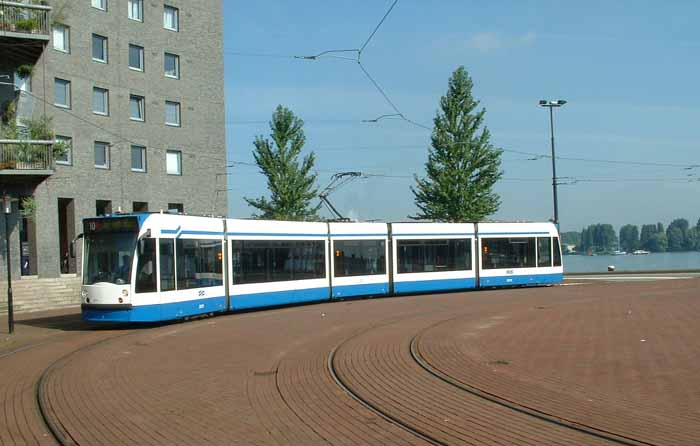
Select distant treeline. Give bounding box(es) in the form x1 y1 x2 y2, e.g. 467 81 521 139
561 218 700 254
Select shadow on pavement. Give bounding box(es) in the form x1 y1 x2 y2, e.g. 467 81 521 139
16 312 162 332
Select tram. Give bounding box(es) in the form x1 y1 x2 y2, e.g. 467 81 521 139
79 213 563 322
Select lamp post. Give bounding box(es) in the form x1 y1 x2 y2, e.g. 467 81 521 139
3 193 13 334
538 99 567 227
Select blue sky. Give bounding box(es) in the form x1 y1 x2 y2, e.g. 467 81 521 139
223 1 700 232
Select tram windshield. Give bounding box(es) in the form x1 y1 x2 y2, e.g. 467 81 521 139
82 218 140 286
83 232 137 285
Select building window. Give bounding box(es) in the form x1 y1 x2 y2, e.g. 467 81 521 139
92 0 107 11
128 0 143 21
55 135 72 165
92 87 109 115
94 141 110 169
164 53 179 79
165 101 180 126
130 95 145 121
168 203 183 213
52 25 70 52
129 44 144 71
96 200 112 216
54 78 71 108
133 201 148 212
92 34 108 63
166 150 181 175
164 5 179 31
131 145 146 172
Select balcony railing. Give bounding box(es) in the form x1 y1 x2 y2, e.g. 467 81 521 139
0 1 51 40
0 139 54 172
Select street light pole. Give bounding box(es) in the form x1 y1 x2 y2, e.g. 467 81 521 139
539 100 567 227
3 193 13 334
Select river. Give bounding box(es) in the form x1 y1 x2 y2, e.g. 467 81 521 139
563 251 700 273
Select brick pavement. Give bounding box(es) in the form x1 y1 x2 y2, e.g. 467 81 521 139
0 279 698 445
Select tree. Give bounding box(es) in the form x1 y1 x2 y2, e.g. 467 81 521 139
560 231 581 246
640 224 657 250
411 66 503 221
619 224 639 252
667 227 684 252
647 232 668 252
667 218 690 251
244 105 320 221
687 227 700 251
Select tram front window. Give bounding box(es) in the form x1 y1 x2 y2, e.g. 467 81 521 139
83 233 137 285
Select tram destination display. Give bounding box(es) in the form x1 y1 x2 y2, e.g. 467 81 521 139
84 217 139 234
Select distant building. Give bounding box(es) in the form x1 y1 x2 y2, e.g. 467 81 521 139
0 0 226 286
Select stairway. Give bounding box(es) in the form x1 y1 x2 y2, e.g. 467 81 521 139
0 277 81 314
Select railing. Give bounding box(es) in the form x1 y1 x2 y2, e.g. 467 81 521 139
0 139 53 171
0 1 51 38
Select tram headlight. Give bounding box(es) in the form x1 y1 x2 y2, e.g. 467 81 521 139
122 289 129 297
81 289 88 299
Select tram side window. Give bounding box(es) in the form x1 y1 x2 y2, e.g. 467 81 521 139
537 237 552 267
159 239 175 291
481 238 536 270
334 240 386 277
135 238 157 293
176 239 223 289
553 237 562 267
397 239 471 274
232 240 326 285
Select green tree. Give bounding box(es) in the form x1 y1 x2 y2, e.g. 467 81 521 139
667 218 690 251
687 227 700 251
244 105 320 221
619 224 639 252
640 224 657 250
579 227 593 253
411 66 503 221
560 231 581 247
647 232 668 252
667 226 684 252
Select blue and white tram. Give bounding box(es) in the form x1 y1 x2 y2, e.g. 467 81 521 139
79 213 562 323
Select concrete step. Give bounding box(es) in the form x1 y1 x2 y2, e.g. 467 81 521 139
0 277 83 313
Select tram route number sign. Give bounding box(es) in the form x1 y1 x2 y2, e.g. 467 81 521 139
84 217 139 234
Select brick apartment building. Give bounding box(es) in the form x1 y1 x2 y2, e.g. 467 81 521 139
0 0 226 312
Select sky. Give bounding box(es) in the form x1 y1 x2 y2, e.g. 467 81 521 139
222 0 700 232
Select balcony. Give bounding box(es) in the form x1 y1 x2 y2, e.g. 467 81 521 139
0 139 54 179
0 1 51 39
0 1 51 64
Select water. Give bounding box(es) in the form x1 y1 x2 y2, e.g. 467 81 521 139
563 251 700 273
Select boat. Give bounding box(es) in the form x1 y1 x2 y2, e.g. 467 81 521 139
632 250 651 255
613 250 627 255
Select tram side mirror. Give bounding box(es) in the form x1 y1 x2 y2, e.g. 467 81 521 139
70 233 84 258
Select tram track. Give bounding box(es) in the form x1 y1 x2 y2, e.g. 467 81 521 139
328 328 448 446
409 322 657 446
35 331 137 446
